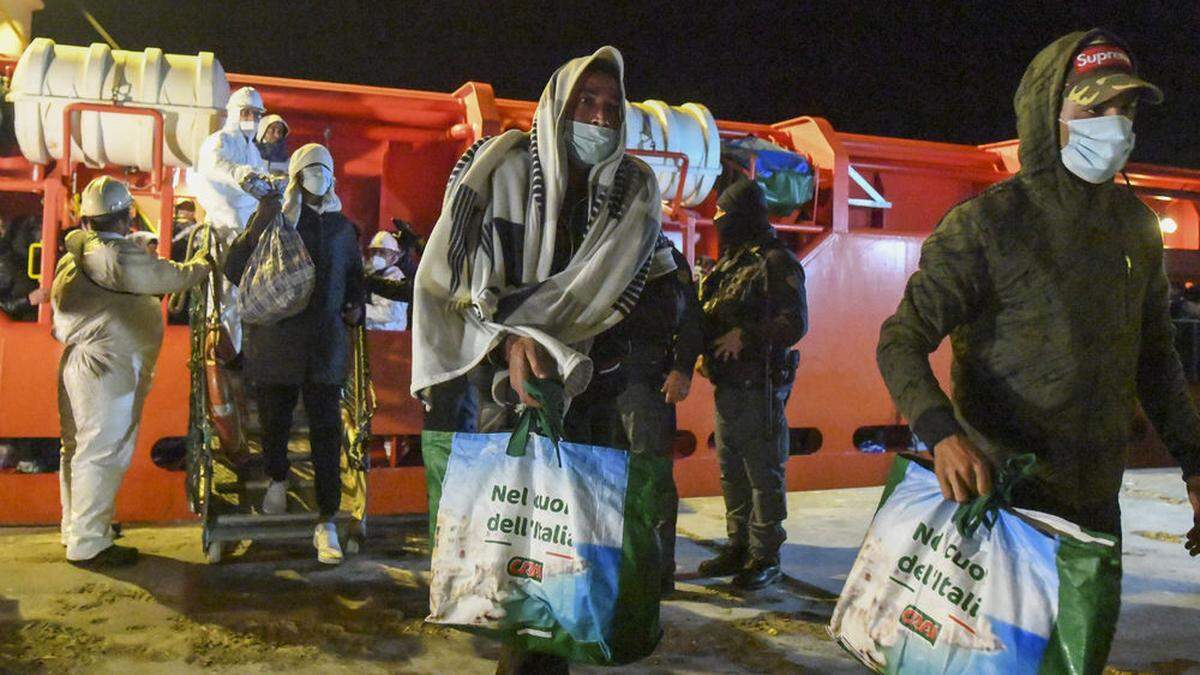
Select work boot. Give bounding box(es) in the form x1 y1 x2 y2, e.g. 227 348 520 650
313 522 343 565
697 544 748 577
69 544 139 568
261 479 287 515
732 557 782 591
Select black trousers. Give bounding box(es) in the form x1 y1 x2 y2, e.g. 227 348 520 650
256 382 343 520
616 378 679 587
714 382 791 560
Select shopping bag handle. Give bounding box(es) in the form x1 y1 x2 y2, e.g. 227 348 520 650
953 453 1038 539
505 378 566 459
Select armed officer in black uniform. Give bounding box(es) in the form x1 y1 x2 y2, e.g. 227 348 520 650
697 178 808 590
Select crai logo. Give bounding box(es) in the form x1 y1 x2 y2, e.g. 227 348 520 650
507 556 544 582
899 605 941 646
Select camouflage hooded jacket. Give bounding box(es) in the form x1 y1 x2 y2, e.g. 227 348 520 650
876 30 1200 514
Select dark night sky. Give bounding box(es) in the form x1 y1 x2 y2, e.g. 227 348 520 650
29 0 1200 168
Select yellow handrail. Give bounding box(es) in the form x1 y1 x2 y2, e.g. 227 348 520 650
27 241 41 281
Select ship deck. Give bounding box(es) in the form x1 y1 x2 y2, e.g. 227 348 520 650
1 468 1195 674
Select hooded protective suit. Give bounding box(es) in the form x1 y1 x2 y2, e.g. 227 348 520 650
188 88 269 234
412 46 669 401
53 229 208 560
187 89 270 351
365 230 409 331
877 30 1200 534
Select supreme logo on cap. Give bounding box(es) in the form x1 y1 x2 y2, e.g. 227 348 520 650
1073 45 1133 75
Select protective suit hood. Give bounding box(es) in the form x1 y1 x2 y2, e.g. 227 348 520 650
1014 29 1134 208
282 143 342 228
223 87 264 133
255 114 289 143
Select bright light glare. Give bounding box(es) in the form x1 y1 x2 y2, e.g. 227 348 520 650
1160 217 1178 234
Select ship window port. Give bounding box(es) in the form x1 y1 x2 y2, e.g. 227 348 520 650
705 429 822 456
853 425 927 453
0 438 61 474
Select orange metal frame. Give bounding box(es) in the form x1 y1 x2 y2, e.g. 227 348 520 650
2 64 1198 525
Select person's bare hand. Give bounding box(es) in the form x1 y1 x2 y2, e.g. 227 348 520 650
932 434 994 503
712 328 744 361
1186 475 1200 557
27 287 49 305
662 369 692 404
506 335 551 408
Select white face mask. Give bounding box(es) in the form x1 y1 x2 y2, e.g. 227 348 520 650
368 254 389 272
1059 115 1135 184
568 121 619 166
300 165 334 196
239 119 258 136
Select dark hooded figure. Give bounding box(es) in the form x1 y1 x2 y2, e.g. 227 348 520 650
877 30 1200 669
696 178 808 590
0 217 43 321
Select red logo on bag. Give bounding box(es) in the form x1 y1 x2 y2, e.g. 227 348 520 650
899 605 941 646
507 556 544 582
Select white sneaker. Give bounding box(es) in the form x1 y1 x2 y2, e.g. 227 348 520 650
261 480 288 515
313 522 343 565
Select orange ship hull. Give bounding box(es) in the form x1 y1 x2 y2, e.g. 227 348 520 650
1 66 1197 525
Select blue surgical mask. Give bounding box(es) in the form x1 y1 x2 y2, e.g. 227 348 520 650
1059 115 1135 184
567 121 619 166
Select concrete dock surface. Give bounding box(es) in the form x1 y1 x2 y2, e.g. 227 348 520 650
1 468 1196 674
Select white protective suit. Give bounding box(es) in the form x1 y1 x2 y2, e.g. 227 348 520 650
53 229 208 561
187 89 269 351
365 231 409 331
188 90 269 234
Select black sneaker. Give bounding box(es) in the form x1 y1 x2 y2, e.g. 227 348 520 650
69 544 139 568
732 557 782 590
697 545 748 577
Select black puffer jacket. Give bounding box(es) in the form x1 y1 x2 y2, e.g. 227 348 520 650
0 218 40 321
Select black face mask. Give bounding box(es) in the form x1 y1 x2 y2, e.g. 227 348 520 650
257 140 283 156
715 214 740 241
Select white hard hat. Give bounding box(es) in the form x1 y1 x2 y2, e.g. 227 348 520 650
80 176 134 218
227 86 265 113
369 230 401 253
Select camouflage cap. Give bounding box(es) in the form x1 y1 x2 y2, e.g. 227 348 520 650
1065 42 1163 106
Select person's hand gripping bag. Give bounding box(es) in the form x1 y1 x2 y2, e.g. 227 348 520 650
830 454 1121 674
422 379 670 665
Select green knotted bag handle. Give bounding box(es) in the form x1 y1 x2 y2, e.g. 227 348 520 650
952 453 1039 539
505 377 566 460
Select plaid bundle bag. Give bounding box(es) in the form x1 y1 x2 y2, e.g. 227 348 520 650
237 211 315 325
